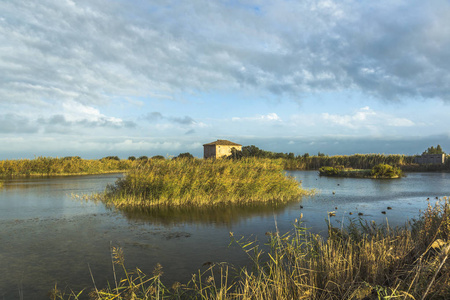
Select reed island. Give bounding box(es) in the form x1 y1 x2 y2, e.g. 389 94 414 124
100 157 308 208
319 163 403 178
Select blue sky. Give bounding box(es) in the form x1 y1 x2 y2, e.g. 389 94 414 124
1 0 450 159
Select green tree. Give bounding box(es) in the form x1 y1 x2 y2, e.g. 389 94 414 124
229 147 243 159
423 144 445 155
176 152 194 159
151 155 166 160
102 156 120 161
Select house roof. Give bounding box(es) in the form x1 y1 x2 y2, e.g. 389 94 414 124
203 139 242 146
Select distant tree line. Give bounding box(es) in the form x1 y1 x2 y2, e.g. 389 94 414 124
128 155 166 161
230 145 450 171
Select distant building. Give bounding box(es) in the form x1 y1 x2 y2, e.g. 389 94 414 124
415 154 445 164
203 140 242 159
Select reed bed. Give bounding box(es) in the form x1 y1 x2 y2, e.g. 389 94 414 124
55 197 450 299
101 158 307 208
282 154 416 170
319 164 403 178
0 156 136 177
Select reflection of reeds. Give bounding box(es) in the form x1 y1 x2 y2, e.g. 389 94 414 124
55 197 450 299
117 202 296 226
101 158 309 208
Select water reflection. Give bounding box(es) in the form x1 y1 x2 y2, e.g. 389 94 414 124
116 201 295 226
1 171 449 299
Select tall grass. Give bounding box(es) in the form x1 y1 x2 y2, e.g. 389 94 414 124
319 164 403 178
101 158 308 208
55 197 450 299
282 153 450 171
0 156 136 177
283 154 416 170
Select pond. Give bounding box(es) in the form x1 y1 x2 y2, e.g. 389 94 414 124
1 171 449 299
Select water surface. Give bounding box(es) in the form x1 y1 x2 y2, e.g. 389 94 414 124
1 171 449 299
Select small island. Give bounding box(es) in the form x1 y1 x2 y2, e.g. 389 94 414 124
101 157 309 209
319 164 403 179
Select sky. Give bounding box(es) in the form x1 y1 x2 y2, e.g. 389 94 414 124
1 0 450 159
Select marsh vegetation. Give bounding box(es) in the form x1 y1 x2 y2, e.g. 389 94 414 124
100 158 308 208
233 145 450 172
0 156 136 177
319 163 403 178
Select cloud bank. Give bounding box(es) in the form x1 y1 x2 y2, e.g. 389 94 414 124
1 0 449 159
1 0 450 109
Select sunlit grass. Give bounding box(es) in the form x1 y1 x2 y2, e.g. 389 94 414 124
283 153 416 170
318 164 403 178
0 156 136 177
100 158 309 208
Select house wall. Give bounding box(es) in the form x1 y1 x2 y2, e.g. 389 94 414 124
415 154 445 164
215 145 242 158
203 145 242 159
203 145 216 159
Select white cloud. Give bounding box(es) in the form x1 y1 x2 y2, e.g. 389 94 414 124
321 107 414 130
62 100 123 125
232 113 281 122
322 107 376 128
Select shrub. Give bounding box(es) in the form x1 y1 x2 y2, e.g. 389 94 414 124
371 164 402 178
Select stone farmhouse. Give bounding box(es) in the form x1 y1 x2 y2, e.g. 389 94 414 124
415 154 445 164
203 140 242 159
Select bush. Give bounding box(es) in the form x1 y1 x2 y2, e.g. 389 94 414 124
151 155 165 160
319 166 344 176
102 156 120 161
371 164 402 178
175 152 194 159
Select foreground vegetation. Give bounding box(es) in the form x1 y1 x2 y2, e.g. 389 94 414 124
319 163 403 178
54 196 450 299
100 158 307 208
